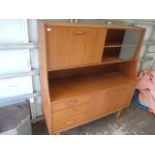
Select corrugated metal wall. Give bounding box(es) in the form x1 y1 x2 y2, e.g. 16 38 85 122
0 20 31 99
0 19 155 121
0 20 41 120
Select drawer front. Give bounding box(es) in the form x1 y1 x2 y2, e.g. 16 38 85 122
52 113 88 132
52 95 90 111
52 103 89 121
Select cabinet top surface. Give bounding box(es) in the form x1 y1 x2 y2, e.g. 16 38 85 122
39 20 145 30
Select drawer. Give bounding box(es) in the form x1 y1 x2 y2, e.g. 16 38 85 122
52 113 88 132
52 102 89 121
52 95 90 111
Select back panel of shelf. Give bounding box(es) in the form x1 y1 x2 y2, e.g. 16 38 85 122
105 29 125 46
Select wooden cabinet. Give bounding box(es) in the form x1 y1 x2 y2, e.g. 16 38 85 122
46 26 106 70
38 21 145 134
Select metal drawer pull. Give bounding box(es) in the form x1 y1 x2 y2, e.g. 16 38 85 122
66 100 78 105
75 31 86 35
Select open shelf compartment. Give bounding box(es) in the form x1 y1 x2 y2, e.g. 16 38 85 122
102 46 134 63
105 29 125 47
48 64 135 102
102 28 142 62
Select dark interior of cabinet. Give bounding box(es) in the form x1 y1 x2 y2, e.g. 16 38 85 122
102 47 122 61
105 29 125 46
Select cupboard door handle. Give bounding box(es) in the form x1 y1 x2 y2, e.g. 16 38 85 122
66 100 78 105
75 31 86 35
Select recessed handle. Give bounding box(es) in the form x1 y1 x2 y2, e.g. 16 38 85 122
74 30 86 35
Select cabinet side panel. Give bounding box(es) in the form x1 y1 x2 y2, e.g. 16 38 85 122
38 21 52 134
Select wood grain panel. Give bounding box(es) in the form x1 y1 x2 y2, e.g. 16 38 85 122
53 113 88 132
52 95 90 111
50 72 135 101
46 26 106 69
90 83 135 119
52 103 89 121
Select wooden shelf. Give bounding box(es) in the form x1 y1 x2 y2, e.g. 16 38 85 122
48 58 132 71
105 43 136 48
49 72 135 102
102 56 132 64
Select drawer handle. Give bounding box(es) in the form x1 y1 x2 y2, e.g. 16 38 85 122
75 31 86 35
66 99 78 105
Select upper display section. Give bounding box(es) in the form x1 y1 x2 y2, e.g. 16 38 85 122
102 29 143 63
41 21 145 71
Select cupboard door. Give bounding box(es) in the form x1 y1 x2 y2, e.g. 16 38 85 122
109 84 135 109
91 84 135 119
46 26 106 69
91 89 115 118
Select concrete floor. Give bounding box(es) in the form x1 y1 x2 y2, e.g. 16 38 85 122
32 104 155 135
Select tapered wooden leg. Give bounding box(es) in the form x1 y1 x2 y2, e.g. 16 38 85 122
115 110 122 119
